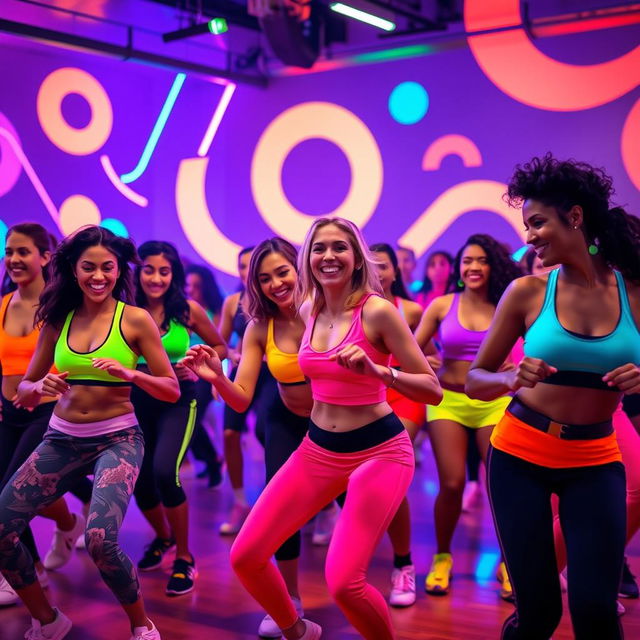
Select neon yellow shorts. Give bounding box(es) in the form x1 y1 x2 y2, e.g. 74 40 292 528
427 388 511 429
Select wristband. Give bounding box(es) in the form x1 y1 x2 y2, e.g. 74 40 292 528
387 366 399 388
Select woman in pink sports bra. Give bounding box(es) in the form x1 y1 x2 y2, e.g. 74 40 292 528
223 218 441 640
415 234 522 600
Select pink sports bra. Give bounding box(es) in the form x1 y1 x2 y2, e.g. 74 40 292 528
299 293 391 406
439 294 487 362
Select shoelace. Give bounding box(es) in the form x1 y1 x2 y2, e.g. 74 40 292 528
393 570 415 592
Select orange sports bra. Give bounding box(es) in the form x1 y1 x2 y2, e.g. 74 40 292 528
0 293 40 376
265 318 306 385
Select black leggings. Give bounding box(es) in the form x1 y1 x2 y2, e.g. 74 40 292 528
132 381 197 511
487 445 626 640
264 393 309 561
0 397 93 564
188 378 220 470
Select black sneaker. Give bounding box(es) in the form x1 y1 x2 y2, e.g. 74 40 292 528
619 557 639 599
166 557 196 596
137 537 175 572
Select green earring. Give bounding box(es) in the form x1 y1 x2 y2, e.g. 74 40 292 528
588 243 599 256
457 279 464 288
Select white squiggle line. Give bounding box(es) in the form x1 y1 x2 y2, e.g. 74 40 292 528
0 127 60 227
100 155 149 207
198 83 236 158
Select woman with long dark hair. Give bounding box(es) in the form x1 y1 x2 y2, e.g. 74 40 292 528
132 241 226 597
415 233 522 599
0 225 179 639
466 155 640 639
415 250 454 310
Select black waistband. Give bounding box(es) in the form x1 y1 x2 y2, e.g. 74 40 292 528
68 379 132 387
278 380 307 387
309 412 404 453
541 370 618 392
508 397 613 440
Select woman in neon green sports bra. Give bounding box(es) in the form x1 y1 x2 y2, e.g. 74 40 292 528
131 241 227 599
0 225 179 640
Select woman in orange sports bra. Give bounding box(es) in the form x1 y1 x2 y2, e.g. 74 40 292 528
184 237 317 637
0 223 87 604
466 155 640 640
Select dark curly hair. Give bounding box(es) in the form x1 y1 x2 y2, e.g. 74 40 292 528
135 241 190 331
2 223 57 295
185 264 224 315
507 154 640 283
449 234 522 306
417 250 454 295
247 237 298 321
36 225 137 329
369 243 411 300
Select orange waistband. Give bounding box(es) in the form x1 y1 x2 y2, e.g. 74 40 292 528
491 410 621 469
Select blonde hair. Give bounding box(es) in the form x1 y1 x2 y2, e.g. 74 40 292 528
296 217 383 315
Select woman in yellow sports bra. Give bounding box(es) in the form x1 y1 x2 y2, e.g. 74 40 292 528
0 226 179 640
183 237 314 638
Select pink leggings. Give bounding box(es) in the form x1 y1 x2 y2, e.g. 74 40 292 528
554 406 640 568
230 430 414 640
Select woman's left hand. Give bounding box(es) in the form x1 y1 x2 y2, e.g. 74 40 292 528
174 362 198 382
329 344 382 379
92 358 135 382
603 363 640 393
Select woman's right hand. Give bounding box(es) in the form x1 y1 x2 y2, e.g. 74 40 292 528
38 371 71 397
182 345 223 383
508 358 557 391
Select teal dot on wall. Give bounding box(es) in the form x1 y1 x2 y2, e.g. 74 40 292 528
100 218 129 238
0 219 7 250
389 82 429 125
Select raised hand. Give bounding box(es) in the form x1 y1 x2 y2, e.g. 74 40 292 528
174 362 198 382
329 344 381 379
603 363 640 394
508 357 557 391
181 344 223 383
92 358 135 382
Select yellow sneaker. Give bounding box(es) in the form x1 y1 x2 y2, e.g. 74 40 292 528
496 562 515 603
425 553 453 595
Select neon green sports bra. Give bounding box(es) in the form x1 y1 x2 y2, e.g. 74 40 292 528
54 301 138 386
138 319 190 365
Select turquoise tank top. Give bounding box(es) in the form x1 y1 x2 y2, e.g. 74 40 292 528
523 268 640 390
54 301 138 386
138 319 190 365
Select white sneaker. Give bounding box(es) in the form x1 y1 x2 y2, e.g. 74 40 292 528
461 481 481 512
24 607 72 639
0 573 19 606
258 596 303 638
130 619 161 639
43 513 86 570
389 564 416 607
300 619 322 639
76 503 91 549
219 502 250 536
312 505 337 546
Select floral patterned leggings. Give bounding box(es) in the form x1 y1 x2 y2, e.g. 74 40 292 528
0 426 144 605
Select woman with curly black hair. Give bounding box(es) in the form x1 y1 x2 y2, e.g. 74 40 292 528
415 233 522 599
466 155 640 639
132 241 226 597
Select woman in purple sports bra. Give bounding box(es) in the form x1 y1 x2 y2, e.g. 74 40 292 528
217 218 441 640
415 234 522 599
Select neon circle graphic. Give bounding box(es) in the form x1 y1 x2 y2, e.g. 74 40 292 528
251 102 383 244
621 99 640 192
0 113 22 197
59 195 102 235
37 67 113 155
399 180 526 258
389 82 429 125
464 0 640 111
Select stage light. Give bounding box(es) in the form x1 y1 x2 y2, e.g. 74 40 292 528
163 19 228 43
329 2 396 32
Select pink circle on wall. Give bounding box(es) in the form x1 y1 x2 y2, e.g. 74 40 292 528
0 112 23 197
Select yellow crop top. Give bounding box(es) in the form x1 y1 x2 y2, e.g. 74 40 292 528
264 318 306 385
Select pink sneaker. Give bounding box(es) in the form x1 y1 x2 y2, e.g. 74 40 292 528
219 502 250 535
130 619 161 639
300 619 322 639
389 565 416 607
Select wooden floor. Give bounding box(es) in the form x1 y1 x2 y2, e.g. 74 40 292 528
2 409 639 639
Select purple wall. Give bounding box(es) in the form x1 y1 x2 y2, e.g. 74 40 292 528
1 11 638 291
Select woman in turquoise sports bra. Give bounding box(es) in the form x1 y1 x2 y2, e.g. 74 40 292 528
466 155 640 640
0 225 179 640
131 241 226 599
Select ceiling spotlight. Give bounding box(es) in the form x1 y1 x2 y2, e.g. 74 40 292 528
329 2 396 32
163 18 229 43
